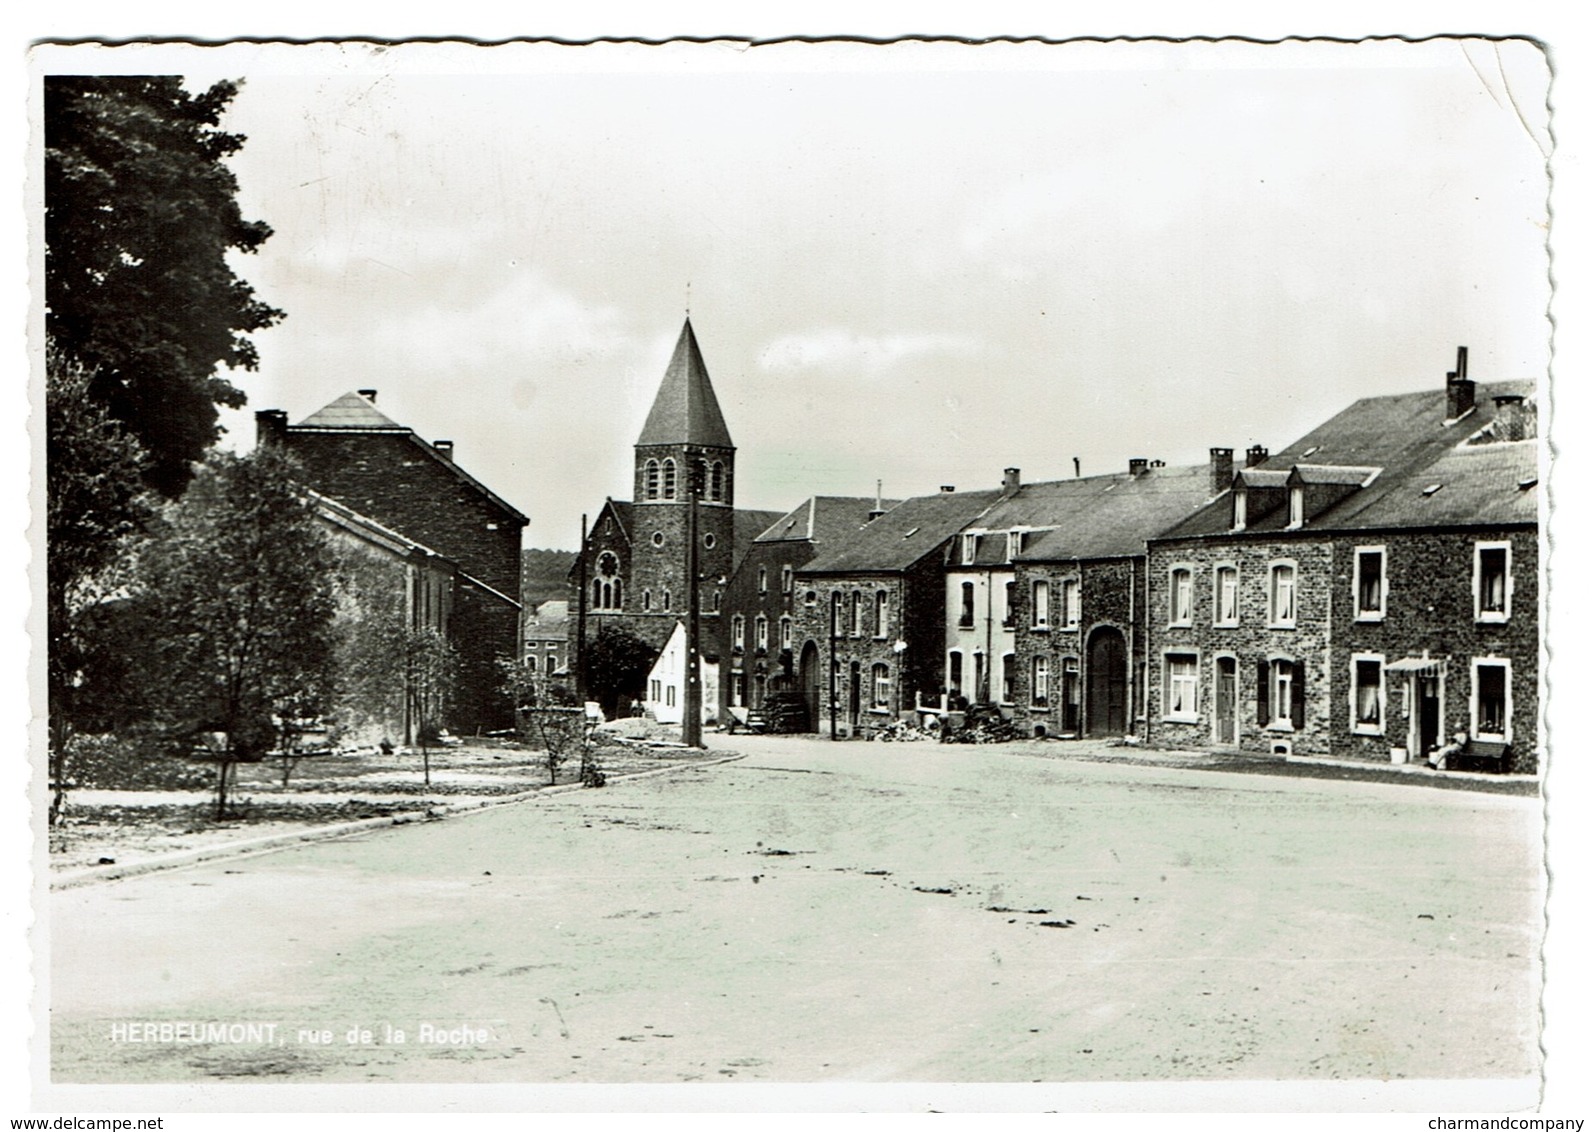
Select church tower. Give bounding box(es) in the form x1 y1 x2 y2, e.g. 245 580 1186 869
625 318 736 637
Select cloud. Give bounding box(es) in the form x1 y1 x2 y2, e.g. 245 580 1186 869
757 328 983 376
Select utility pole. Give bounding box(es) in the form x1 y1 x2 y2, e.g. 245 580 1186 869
828 591 838 741
574 513 588 700
683 456 703 748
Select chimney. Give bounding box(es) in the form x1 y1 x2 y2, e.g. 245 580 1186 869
1245 444 1269 468
1128 458 1148 477
254 408 288 449
1209 447 1234 495
868 479 886 521
433 439 454 462
1150 459 1166 469
358 388 378 403
1491 394 1534 441
1445 345 1475 423
940 485 956 493
1003 467 1021 492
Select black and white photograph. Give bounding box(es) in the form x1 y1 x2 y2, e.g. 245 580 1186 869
23 31 1581 1115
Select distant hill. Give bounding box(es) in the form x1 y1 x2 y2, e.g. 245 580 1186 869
521 548 577 610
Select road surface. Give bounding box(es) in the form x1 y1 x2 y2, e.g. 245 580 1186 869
51 736 1542 1085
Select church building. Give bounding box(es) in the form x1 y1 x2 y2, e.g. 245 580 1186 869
568 319 781 714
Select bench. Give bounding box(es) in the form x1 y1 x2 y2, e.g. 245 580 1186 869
1456 738 1512 774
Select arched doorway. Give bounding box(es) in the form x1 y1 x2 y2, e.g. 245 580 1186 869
798 641 821 733
1087 626 1128 737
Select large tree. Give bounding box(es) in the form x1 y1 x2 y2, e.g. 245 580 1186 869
45 348 150 822
136 448 337 817
45 76 284 497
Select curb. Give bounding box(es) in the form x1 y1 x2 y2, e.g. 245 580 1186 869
50 751 746 891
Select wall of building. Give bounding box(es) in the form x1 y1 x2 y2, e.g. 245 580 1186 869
723 539 811 709
1327 527 1538 772
943 566 1016 708
1145 537 1336 756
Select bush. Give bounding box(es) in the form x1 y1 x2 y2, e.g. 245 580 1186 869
65 732 214 791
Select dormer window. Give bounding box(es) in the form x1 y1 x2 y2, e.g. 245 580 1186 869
1005 530 1022 562
961 532 978 565
1287 487 1305 529
1232 489 1247 531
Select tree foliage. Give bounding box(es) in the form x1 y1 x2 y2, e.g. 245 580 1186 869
135 448 337 815
45 76 284 497
580 626 656 717
45 347 151 822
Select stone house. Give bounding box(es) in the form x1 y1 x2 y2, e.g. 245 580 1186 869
1144 348 1538 772
522 599 570 677
794 487 1001 736
1009 458 1222 739
723 495 895 712
256 391 527 734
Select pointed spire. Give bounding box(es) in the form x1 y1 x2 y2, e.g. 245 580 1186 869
636 318 734 449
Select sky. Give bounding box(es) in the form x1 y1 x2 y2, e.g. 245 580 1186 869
69 39 1556 548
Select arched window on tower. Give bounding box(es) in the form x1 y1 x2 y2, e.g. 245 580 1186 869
593 552 622 610
662 458 677 500
709 461 724 502
644 459 660 500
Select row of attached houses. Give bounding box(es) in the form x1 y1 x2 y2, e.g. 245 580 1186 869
568 328 1539 774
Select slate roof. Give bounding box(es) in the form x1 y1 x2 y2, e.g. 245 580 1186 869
1018 465 1220 562
732 508 786 567
296 391 407 430
802 489 1004 574
1156 379 1535 540
291 391 528 524
636 319 735 449
755 496 903 545
1325 440 1537 529
955 477 1131 566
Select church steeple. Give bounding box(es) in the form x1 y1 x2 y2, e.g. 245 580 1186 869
636 318 734 449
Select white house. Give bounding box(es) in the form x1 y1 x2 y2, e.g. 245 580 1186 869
644 620 720 726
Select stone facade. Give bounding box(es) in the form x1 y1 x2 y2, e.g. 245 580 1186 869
1145 536 1336 756
258 401 527 735
1327 527 1538 772
791 572 929 735
1012 557 1144 739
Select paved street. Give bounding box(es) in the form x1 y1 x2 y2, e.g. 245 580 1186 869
51 736 1542 1085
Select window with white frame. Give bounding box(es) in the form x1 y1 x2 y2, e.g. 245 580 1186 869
851 591 863 635
1474 542 1510 622
872 663 891 709
948 650 964 696
1287 487 1305 529
1000 652 1014 704
758 567 768 594
1169 566 1193 626
1351 654 1384 734
1032 579 1050 629
755 615 768 651
875 590 889 638
959 581 975 628
1062 578 1081 629
1262 657 1304 729
1031 654 1049 708
830 591 842 635
1164 653 1199 720
1213 565 1239 627
1268 562 1297 628
1232 489 1247 531
1002 581 1015 627
781 565 793 593
1005 530 1022 562
1472 658 1511 740
1061 657 1081 732
644 459 660 500
1354 547 1386 621
961 532 978 565
780 616 792 651
732 614 745 649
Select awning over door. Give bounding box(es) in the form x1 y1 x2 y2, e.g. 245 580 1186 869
1386 656 1448 677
